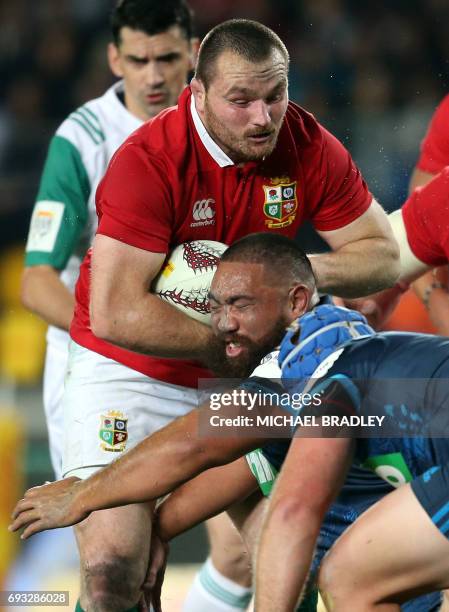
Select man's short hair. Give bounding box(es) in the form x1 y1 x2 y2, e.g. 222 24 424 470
221 233 316 289
111 0 194 46
195 19 289 89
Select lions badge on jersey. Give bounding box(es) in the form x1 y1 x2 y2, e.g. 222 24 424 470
99 411 128 452
263 179 298 229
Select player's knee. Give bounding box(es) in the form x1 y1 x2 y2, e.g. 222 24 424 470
81 555 143 612
209 543 252 587
318 543 355 601
320 545 402 612
208 518 252 586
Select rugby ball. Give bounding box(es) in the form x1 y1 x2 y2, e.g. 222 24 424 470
153 240 228 325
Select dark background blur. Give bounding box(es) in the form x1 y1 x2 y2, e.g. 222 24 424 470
1 0 448 248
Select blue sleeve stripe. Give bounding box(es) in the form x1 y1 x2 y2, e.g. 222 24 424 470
439 517 449 535
432 499 449 524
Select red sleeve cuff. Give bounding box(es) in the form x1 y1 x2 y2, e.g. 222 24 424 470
97 214 168 254
312 192 372 233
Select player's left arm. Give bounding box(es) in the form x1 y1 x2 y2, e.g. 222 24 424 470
311 198 400 298
144 458 258 612
156 456 258 541
255 435 353 612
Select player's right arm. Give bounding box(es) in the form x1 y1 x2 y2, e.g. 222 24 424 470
21 134 90 330
156 457 258 541
88 140 217 359
255 435 353 612
21 266 75 331
89 234 213 359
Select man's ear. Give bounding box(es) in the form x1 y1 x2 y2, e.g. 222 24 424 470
107 42 123 78
190 77 206 114
189 37 200 71
289 284 311 318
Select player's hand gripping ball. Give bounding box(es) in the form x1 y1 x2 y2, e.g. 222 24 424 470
153 240 227 325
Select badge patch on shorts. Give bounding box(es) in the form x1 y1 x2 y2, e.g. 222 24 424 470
99 411 128 452
25 201 65 253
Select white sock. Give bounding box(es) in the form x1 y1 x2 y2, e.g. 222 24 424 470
182 558 253 611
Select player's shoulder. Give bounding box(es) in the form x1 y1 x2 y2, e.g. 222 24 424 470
334 331 449 378
112 87 195 173
55 83 139 153
320 334 389 381
56 97 108 151
139 86 191 156
284 100 325 143
280 100 339 172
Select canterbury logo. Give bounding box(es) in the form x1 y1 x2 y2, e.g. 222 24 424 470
192 199 215 221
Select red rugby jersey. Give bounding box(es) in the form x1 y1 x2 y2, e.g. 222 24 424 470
417 95 449 174
71 87 372 387
402 166 449 266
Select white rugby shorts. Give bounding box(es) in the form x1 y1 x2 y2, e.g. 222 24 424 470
43 342 69 480
62 341 204 479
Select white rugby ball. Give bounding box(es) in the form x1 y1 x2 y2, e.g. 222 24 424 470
153 240 228 325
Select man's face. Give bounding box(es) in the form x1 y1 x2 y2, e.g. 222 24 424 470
192 49 289 164
108 25 195 121
208 261 293 377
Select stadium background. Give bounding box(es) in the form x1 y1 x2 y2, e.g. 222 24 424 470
0 0 447 609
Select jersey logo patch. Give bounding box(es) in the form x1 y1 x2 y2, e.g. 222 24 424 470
25 201 64 253
362 452 412 488
99 410 128 452
191 198 216 228
263 180 298 228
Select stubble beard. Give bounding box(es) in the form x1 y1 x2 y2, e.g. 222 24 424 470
203 98 280 163
207 317 290 379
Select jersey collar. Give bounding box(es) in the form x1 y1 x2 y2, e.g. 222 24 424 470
109 81 143 131
190 94 234 168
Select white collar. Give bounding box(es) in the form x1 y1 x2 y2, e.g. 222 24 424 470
190 94 234 167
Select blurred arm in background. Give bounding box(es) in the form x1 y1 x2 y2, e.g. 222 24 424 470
20 134 89 330
21 265 74 331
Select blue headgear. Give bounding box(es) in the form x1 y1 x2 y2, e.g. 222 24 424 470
279 304 374 391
